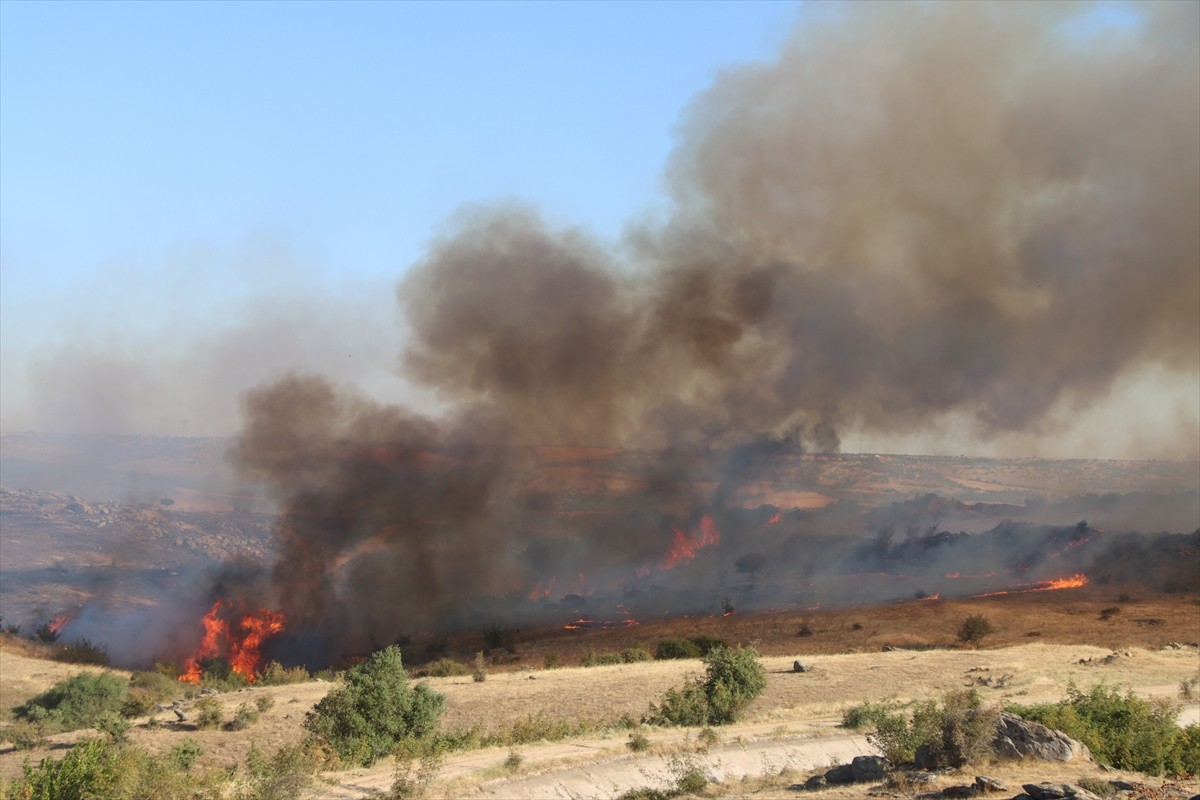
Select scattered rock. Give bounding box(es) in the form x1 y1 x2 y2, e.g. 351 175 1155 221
793 660 810 673
823 755 890 784
803 774 827 790
994 712 1089 763
942 785 977 797
974 775 1007 793
1021 782 1101 800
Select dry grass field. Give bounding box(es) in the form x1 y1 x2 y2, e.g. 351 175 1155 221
1 585 1197 798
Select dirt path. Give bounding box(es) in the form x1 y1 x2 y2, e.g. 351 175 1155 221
313 724 874 800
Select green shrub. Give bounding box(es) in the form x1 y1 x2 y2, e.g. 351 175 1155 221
688 635 728 656
473 652 487 683
166 739 204 772
581 650 623 667
5 719 49 750
16 672 128 733
621 645 654 663
654 637 700 660
841 701 892 730
121 669 183 719
627 730 651 752
195 696 224 730
416 658 472 678
862 690 999 767
647 644 766 726
257 660 311 685
303 645 445 766
920 690 1000 768
255 695 275 713
239 743 318 800
502 749 523 771
224 701 261 731
868 703 931 764
956 614 995 648
8 737 122 800
543 653 559 669
1008 685 1199 776
390 746 444 799
94 711 132 744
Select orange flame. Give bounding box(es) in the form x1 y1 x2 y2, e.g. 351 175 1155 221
660 514 720 570
47 613 75 635
528 577 556 601
180 600 285 684
767 512 782 525
972 573 1089 598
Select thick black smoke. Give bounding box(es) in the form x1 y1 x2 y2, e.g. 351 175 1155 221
235 3 1199 655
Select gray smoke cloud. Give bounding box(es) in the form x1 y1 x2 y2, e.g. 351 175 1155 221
235 2 1200 653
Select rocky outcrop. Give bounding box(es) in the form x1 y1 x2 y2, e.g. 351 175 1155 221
822 755 890 784
993 712 1089 763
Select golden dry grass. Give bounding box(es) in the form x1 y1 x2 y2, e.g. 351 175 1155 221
1 588 1197 793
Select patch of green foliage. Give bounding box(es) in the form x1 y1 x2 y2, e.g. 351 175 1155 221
846 690 1000 767
654 635 729 660
256 660 312 685
15 672 128 733
647 644 766 726
1008 684 1200 776
303 645 445 767
2 736 224 800
194 695 224 730
582 645 653 667
238 743 319 800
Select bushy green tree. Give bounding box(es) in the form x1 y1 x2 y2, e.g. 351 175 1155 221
304 645 445 766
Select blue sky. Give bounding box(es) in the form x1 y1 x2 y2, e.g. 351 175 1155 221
0 0 801 432
1 1 796 334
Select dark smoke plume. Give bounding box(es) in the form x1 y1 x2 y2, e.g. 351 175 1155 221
236 3 1199 656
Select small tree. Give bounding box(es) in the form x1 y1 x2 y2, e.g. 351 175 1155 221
956 614 996 648
304 645 445 766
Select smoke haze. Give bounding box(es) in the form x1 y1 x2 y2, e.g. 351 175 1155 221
224 3 1200 653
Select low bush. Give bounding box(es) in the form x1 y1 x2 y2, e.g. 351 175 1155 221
654 635 728 661
1008 684 1200 776
194 696 224 730
956 614 996 648
415 658 471 678
303 645 445 766
473 652 486 683
647 644 766 726
256 660 311 685
581 650 623 667
224 701 261 731
850 690 1000 767
16 672 128 733
627 730 651 752
654 637 700 660
4 736 224 799
239 743 319 800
